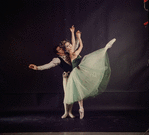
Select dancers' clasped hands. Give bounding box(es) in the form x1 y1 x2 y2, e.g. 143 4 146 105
70 25 81 39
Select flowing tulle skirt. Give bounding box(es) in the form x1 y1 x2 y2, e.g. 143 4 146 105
64 39 115 104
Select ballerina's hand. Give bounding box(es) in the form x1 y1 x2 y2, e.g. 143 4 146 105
29 64 37 70
76 30 81 39
70 25 75 32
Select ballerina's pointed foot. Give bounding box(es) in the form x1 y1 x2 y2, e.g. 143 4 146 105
69 113 75 118
105 38 116 49
79 108 84 119
61 113 68 119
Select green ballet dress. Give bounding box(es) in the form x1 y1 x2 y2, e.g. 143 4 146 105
64 38 116 104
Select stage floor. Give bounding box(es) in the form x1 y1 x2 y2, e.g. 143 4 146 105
0 111 149 133
1 132 149 135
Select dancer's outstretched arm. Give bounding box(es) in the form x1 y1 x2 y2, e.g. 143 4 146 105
74 30 83 56
29 58 60 70
70 25 76 52
74 38 79 51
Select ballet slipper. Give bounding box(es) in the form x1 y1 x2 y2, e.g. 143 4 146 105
79 108 84 119
68 113 75 118
61 113 68 119
105 38 116 49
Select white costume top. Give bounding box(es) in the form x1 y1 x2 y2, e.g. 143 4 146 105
37 58 61 70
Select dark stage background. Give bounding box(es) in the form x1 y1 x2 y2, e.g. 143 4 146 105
0 0 148 112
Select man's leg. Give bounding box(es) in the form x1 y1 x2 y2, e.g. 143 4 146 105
61 72 75 118
68 103 75 118
61 73 69 118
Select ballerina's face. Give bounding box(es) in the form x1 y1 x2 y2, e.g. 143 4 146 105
65 42 72 52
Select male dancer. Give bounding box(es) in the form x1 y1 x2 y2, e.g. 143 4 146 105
29 26 78 119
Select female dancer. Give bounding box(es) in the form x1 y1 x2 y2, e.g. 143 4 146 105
61 27 116 119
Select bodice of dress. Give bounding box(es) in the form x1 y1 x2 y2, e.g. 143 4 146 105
58 56 72 72
59 54 71 65
72 55 82 69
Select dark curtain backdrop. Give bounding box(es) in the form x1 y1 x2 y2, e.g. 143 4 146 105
0 0 148 112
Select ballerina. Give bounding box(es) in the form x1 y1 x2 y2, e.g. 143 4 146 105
61 27 116 119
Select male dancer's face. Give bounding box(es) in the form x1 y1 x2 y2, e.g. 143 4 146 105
56 46 65 55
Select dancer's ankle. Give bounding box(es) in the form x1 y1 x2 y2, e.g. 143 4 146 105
79 107 84 110
61 113 68 119
79 108 84 119
68 112 75 118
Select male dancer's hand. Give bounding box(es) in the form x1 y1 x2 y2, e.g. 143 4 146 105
29 64 38 70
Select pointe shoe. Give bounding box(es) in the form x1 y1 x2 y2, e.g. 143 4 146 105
61 113 68 119
79 108 84 119
69 113 75 118
105 38 116 49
